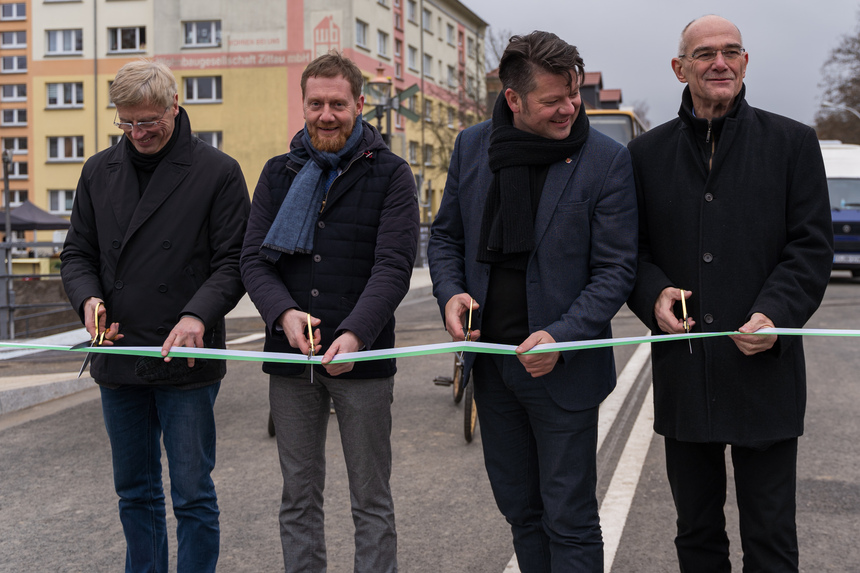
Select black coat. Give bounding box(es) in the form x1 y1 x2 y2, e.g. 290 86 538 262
61 108 250 386
627 87 833 446
240 122 419 379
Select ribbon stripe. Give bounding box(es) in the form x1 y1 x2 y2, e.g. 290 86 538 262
2 328 858 365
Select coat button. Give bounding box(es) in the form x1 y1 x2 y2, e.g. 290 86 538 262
158 284 168 293
114 280 124 290
313 254 322 262
111 240 121 249
156 326 167 335
162 241 171 249
705 193 714 202
703 253 713 263
311 289 319 297
704 313 714 324
318 221 325 229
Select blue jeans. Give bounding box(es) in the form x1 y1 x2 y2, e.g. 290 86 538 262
100 382 221 573
473 354 603 573
270 369 397 573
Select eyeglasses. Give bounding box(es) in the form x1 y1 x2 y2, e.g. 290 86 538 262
678 48 745 63
113 106 171 132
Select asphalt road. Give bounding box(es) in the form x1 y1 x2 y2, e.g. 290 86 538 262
1 277 859 572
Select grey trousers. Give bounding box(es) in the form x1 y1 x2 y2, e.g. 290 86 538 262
270 369 397 573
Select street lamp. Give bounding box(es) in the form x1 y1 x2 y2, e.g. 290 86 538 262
822 100 860 122
366 65 393 147
1 148 13 339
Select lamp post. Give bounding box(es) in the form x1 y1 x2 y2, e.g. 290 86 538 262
822 100 860 122
367 65 393 147
1 149 14 339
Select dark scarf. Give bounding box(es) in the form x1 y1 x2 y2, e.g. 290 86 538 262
125 106 184 197
477 90 590 269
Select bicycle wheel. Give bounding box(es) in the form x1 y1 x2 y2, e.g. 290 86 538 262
452 354 465 404
464 381 477 443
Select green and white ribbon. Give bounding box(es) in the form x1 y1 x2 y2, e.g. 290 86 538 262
1 328 858 365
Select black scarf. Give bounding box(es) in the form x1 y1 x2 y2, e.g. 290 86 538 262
477 90 590 269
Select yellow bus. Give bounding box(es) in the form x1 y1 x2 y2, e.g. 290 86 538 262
588 109 648 146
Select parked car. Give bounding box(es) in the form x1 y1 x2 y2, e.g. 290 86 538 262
821 140 860 277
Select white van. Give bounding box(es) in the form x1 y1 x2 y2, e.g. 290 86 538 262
820 140 860 277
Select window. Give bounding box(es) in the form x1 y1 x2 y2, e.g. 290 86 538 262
183 21 220 47
184 76 222 103
394 89 403 128
7 161 26 179
108 27 146 53
1 3 25 20
422 8 432 32
49 190 75 214
407 45 418 71
467 36 476 58
1 83 25 101
1 30 25 48
423 53 433 78
194 131 222 150
424 99 433 122
394 39 402 58
2 137 26 154
1 55 26 73
7 190 26 207
109 134 123 146
408 141 418 164
447 107 455 128
377 30 388 57
424 143 433 166
447 65 456 88
447 24 455 46
47 82 84 108
355 20 368 49
394 13 402 31
406 0 417 23
48 136 84 161
395 62 402 79
2 108 26 125
466 74 475 97
46 29 83 55
377 0 387 5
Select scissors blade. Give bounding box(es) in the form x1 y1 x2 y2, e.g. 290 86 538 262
76 341 96 378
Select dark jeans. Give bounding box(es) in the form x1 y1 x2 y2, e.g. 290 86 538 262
473 354 603 573
664 437 799 573
100 382 220 573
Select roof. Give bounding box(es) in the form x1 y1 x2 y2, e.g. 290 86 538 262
582 72 602 87
599 89 622 103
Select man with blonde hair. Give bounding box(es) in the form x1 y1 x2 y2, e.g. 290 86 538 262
61 59 249 573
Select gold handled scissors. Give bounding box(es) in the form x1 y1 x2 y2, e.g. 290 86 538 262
76 302 106 378
679 289 692 354
465 298 474 342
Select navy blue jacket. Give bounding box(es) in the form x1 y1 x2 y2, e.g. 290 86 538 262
428 119 638 411
240 122 419 379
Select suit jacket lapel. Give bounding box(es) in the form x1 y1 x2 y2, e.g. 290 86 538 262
106 144 139 235
533 150 581 250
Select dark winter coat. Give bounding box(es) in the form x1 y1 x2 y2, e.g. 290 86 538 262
627 86 833 446
240 122 419 379
61 108 250 386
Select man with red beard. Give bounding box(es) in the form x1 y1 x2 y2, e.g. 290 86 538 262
240 52 418 573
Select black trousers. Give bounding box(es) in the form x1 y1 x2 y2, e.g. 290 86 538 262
664 437 799 573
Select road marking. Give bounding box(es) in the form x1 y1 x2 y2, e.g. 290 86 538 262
600 384 654 572
503 340 653 572
226 332 265 345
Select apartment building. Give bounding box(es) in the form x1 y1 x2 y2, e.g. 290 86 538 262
0 0 486 242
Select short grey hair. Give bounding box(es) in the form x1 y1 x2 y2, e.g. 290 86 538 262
110 59 177 109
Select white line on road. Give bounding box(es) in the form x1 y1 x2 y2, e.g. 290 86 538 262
503 340 653 573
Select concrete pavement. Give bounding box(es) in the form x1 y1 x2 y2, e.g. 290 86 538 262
0 267 432 415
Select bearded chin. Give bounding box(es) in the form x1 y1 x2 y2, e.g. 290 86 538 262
310 125 352 153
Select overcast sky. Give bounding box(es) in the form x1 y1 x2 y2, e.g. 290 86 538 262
463 0 860 127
